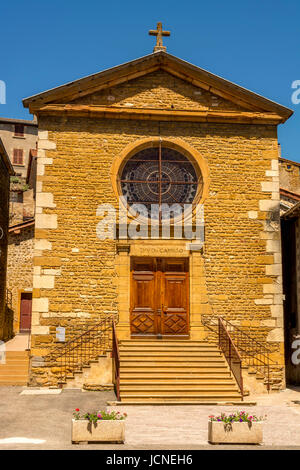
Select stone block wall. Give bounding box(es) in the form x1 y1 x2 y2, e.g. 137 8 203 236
28 113 285 389
279 158 300 194
7 225 34 331
0 159 10 340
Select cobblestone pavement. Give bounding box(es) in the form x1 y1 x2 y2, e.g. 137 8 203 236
1 386 300 450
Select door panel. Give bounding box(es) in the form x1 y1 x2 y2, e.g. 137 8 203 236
130 258 157 335
20 293 32 332
161 258 189 336
130 258 189 337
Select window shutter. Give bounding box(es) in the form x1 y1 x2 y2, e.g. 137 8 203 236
13 149 24 165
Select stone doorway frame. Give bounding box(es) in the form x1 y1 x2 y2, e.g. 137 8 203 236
115 240 210 340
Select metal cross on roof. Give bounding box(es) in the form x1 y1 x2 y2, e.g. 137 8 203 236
149 22 170 53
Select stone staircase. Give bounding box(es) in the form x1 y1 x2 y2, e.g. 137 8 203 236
118 340 242 403
0 351 29 386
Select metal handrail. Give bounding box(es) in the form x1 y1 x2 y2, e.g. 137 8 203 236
46 314 117 387
112 321 120 401
218 317 243 399
202 315 274 392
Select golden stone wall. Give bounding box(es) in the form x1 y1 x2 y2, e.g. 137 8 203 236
29 79 285 389
0 161 10 341
279 158 300 194
69 70 246 112
7 226 34 332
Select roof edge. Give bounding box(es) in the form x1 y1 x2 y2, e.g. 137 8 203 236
22 51 293 121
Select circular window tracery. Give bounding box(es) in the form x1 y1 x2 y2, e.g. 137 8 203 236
120 145 202 220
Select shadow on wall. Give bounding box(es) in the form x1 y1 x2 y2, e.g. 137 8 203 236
3 306 14 342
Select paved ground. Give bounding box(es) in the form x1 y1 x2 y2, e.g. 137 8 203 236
1 386 300 449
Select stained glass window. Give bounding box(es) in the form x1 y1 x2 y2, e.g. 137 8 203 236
120 144 202 221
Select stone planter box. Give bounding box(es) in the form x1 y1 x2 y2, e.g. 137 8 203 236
208 421 263 445
72 419 125 444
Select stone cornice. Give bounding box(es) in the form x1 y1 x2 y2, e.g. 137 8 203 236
35 104 284 124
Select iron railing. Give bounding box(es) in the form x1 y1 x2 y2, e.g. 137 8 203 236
46 314 117 388
202 315 275 392
112 321 120 401
218 317 243 398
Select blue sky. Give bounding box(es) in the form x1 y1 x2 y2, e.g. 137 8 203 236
1 0 299 161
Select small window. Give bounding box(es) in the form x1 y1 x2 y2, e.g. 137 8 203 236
13 149 24 165
14 124 24 137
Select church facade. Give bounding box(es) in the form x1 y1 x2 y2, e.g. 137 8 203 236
23 46 292 394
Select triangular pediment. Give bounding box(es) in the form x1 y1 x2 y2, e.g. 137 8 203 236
23 51 293 122
67 70 248 113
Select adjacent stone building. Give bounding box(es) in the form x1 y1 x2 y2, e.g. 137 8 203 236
279 157 300 214
1 120 37 336
22 46 293 394
281 202 300 383
7 220 34 333
0 117 38 178
0 139 15 341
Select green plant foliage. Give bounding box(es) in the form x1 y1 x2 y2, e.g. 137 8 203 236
209 411 266 423
73 408 127 423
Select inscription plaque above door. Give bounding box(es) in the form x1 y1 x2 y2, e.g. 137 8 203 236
130 257 189 338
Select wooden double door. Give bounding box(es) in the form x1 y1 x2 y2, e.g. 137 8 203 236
130 258 189 337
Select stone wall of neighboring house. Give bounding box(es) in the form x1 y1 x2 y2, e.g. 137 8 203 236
279 158 300 195
9 180 35 226
6 224 34 332
0 158 10 340
0 141 14 341
281 203 300 384
0 118 38 178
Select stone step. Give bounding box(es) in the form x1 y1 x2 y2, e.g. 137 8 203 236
120 391 242 399
120 384 239 391
0 375 28 385
120 361 229 372
119 350 222 357
119 339 217 348
0 368 29 376
120 370 232 376
120 354 225 361
119 378 235 384
1 353 29 359
3 355 29 363
0 362 29 369
119 344 219 351
119 398 243 404
4 351 29 356
0 372 28 379
118 340 241 404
